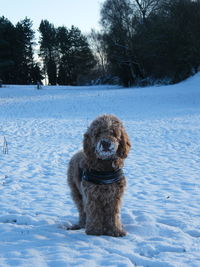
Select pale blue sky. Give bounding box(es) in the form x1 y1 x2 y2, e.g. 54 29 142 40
1 0 103 35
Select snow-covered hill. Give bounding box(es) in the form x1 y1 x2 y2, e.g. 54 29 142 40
0 74 200 267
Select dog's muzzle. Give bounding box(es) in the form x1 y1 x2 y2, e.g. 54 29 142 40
95 138 118 159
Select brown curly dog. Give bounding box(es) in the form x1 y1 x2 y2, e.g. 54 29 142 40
67 114 131 237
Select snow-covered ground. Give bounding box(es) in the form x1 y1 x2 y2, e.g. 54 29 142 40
0 74 200 267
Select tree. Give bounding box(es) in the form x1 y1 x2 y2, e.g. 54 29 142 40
100 0 200 86
15 17 36 84
101 0 144 86
31 63 44 84
39 20 58 85
134 0 200 83
57 25 96 85
0 16 42 84
88 29 108 78
0 16 16 83
39 21 95 85
56 26 71 84
165 0 200 82
134 0 160 23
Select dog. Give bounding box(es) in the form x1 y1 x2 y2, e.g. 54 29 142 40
67 114 131 236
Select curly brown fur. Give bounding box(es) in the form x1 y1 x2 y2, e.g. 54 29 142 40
67 114 131 237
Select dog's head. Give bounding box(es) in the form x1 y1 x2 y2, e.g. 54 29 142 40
83 114 131 161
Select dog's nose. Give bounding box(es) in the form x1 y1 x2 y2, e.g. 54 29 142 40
100 140 111 151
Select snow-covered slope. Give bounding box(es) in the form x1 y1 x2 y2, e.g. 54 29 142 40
0 74 200 267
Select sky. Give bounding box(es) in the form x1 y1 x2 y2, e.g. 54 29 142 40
1 0 104 36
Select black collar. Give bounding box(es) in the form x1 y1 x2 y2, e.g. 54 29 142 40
81 168 124 185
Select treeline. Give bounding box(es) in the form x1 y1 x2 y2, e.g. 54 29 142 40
0 17 95 85
0 17 42 84
1 0 200 87
39 20 95 85
98 0 200 86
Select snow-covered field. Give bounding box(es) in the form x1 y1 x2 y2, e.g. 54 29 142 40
0 74 200 267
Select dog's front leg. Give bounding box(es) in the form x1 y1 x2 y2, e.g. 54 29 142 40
102 196 127 237
85 198 104 236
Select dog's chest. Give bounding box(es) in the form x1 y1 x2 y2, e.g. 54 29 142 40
80 179 125 208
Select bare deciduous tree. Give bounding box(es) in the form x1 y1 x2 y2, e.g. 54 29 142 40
89 29 108 77
134 0 164 22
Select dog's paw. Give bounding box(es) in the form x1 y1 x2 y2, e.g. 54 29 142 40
86 227 127 237
67 224 82 230
85 229 103 236
104 228 127 237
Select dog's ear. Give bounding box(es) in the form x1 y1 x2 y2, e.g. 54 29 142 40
83 132 93 158
117 127 131 159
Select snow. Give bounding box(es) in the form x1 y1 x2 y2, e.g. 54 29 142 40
0 74 200 267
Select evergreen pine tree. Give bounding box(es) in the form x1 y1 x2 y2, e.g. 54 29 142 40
39 20 58 85
0 16 16 83
57 25 96 85
15 17 36 84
